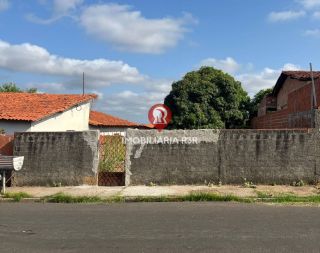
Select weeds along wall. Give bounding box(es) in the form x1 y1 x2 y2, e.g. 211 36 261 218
13 131 99 186
125 129 319 185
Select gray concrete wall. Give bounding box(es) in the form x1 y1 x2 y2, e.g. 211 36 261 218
126 129 319 185
13 131 99 186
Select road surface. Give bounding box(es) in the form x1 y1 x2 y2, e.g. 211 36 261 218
1 202 320 252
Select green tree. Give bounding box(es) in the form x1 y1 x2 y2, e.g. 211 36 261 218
0 83 37 93
0 83 22 92
249 88 273 119
164 67 250 129
25 87 38 93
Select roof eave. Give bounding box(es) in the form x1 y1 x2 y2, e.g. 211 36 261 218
272 73 288 96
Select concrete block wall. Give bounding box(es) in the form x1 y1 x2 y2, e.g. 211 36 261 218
13 131 99 186
126 129 319 185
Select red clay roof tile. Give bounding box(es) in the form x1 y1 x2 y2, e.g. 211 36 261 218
282 71 320 80
0 92 96 121
273 71 320 95
89 110 150 128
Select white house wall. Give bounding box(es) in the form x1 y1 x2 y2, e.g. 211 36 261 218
31 101 91 132
0 120 31 134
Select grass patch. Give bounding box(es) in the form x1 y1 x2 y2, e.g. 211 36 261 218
256 191 273 198
3 192 33 202
256 191 320 203
45 193 103 203
127 193 254 203
43 192 253 204
105 195 125 203
127 196 172 202
181 192 253 203
44 193 125 203
260 194 320 203
8 191 320 205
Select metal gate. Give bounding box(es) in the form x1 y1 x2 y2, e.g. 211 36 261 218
98 135 125 186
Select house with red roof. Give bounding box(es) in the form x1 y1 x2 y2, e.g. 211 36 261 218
89 110 151 135
0 93 96 134
252 71 320 129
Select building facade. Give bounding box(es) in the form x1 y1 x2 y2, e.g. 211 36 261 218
252 71 320 129
0 93 96 134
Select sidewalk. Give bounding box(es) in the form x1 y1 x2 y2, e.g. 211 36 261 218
5 185 320 198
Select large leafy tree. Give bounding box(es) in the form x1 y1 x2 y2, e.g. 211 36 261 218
249 88 273 119
164 67 250 129
0 83 37 93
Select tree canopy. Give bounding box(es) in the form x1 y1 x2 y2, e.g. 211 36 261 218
248 88 273 119
164 67 250 129
0 83 37 93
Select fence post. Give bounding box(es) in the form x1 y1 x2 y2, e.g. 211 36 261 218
1 170 6 194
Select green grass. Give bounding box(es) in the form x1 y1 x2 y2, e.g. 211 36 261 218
259 194 320 203
255 191 320 203
4 191 320 204
43 192 254 204
45 193 104 203
127 196 173 202
44 193 125 203
181 192 253 203
256 191 273 198
3 192 33 202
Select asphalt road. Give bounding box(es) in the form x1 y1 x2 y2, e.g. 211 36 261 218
1 202 320 253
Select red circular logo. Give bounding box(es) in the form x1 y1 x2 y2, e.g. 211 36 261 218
148 104 172 131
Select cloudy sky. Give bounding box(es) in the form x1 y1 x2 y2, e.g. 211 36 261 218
0 0 319 123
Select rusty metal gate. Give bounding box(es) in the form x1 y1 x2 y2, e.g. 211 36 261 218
98 135 126 186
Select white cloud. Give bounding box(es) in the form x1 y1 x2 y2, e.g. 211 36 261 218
199 57 241 74
53 0 83 15
282 63 301 70
25 82 67 93
237 64 301 96
96 78 172 122
304 28 320 36
312 11 320 18
27 0 83 24
91 90 104 100
0 0 9 12
0 40 145 88
237 68 280 96
80 4 196 54
268 11 305 22
103 89 169 122
298 0 320 9
195 58 301 97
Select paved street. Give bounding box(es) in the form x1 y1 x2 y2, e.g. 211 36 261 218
1 202 320 253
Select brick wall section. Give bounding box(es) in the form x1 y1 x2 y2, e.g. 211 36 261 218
276 78 309 110
0 135 14 155
126 129 319 185
252 83 320 129
13 131 99 186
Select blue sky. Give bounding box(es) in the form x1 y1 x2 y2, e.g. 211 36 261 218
0 0 320 123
